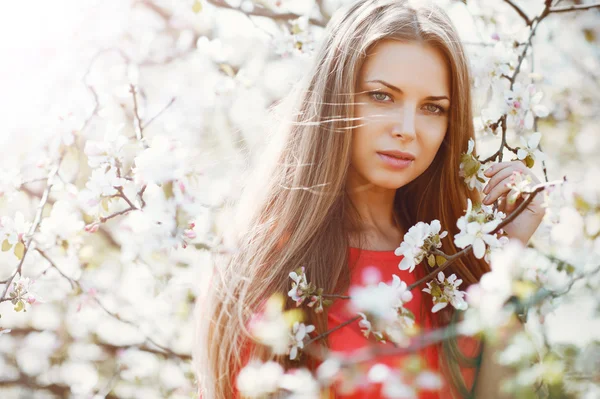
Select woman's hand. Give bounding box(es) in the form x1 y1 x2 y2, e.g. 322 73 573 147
482 161 545 245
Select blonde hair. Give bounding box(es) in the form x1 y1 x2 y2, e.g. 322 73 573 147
194 0 487 397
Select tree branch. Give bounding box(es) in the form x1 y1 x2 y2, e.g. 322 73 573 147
408 178 566 291
504 0 532 25
550 2 600 13
0 154 63 302
129 84 145 142
205 0 328 27
34 249 188 361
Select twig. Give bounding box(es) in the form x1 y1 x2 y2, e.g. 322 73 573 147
205 0 328 27
549 2 600 13
0 155 63 302
99 206 137 224
34 249 188 360
305 315 360 346
504 0 532 25
321 294 351 300
142 97 176 130
408 178 566 290
129 84 145 142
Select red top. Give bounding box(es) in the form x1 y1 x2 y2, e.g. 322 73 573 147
325 247 480 398
230 247 480 398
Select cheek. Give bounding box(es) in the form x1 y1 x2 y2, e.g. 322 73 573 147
418 119 447 154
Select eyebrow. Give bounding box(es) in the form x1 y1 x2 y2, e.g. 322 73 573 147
364 79 450 101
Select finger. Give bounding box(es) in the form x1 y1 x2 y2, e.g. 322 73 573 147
483 175 515 205
483 161 524 178
500 192 520 214
483 166 520 195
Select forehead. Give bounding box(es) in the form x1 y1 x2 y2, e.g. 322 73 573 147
359 40 450 96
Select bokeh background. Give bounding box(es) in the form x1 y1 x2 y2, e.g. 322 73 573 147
0 0 599 398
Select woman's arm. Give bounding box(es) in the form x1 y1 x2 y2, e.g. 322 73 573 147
473 319 524 398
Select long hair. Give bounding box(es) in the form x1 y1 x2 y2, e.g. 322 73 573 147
194 0 488 397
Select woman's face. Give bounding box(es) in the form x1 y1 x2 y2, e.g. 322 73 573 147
348 39 450 191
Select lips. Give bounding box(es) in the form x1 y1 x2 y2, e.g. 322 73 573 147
377 150 416 160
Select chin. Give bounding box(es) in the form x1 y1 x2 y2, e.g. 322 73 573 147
370 173 415 190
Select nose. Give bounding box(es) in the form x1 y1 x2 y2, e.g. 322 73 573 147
391 105 416 140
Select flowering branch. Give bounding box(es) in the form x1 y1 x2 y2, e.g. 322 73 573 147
204 0 328 27
0 154 63 303
549 2 600 13
130 84 145 142
35 249 187 360
408 178 566 291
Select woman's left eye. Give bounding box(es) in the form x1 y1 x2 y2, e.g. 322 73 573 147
423 104 445 114
369 92 392 102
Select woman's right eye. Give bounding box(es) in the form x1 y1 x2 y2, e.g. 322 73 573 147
369 91 392 102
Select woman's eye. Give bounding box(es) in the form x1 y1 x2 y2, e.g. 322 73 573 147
423 104 445 114
369 92 392 102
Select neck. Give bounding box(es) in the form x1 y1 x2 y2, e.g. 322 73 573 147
346 172 403 250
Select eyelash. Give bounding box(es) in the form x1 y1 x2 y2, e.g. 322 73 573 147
367 91 447 115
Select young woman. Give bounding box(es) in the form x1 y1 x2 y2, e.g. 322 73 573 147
194 0 545 397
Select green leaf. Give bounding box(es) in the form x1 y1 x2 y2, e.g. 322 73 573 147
525 154 535 168
192 0 202 13
435 255 447 266
14 300 24 312
427 254 435 267
13 242 25 260
1 239 11 252
163 181 174 199
430 284 442 298
101 197 111 212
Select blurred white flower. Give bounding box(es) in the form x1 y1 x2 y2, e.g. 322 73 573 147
248 295 293 356
367 364 417 399
133 135 189 185
236 360 284 397
84 125 130 168
422 272 468 313
38 200 85 247
1 211 30 245
357 312 385 341
415 370 443 391
279 368 320 398
395 220 447 273
85 167 127 197
505 83 549 131
350 274 413 323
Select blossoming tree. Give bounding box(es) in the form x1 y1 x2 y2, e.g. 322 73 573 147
0 0 599 398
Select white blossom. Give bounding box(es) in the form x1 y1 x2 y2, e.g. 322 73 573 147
454 199 505 259
422 272 468 313
459 139 486 191
289 321 315 360
1 211 30 245
84 125 130 168
517 132 545 165
350 274 413 323
357 312 385 341
394 220 447 272
505 83 549 131
288 267 310 306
